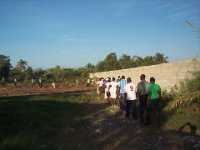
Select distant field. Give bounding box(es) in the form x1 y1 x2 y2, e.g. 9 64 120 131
0 84 95 97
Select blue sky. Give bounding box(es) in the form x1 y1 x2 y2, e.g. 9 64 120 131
0 0 200 69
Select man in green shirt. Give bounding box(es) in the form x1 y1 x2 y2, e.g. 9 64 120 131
147 77 161 126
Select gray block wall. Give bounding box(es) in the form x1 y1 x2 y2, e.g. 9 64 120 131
89 58 200 90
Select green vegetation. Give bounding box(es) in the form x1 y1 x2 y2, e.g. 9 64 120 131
0 76 199 149
96 52 168 72
164 71 200 111
0 54 11 82
163 71 200 134
0 52 168 85
0 91 100 150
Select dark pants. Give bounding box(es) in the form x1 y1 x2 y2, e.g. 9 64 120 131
125 100 137 119
147 99 160 125
120 93 126 111
139 94 148 122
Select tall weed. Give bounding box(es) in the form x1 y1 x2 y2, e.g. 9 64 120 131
164 71 200 111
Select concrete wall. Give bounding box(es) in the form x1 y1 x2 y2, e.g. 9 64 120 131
89 58 200 90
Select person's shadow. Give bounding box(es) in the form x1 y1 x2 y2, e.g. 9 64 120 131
179 122 197 135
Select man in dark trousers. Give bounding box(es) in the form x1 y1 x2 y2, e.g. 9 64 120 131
148 77 161 126
137 74 150 124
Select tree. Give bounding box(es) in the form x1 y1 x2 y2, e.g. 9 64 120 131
17 59 28 72
64 68 76 80
118 54 133 69
85 63 95 73
9 68 24 82
33 68 45 78
143 56 155 66
76 67 89 79
25 67 33 81
154 53 168 64
95 61 106 72
104 52 118 71
132 55 144 67
0 54 11 80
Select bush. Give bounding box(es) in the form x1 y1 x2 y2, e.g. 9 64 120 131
164 71 200 111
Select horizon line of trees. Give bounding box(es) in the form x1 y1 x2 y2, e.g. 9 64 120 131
0 52 168 84
93 52 168 72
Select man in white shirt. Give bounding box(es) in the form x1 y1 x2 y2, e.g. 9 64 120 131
104 78 111 100
109 77 119 107
124 77 137 120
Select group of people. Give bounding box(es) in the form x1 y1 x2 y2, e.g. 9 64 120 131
11 77 53 88
96 74 161 126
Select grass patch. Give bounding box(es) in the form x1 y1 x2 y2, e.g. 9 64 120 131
162 103 200 135
0 91 99 150
161 72 200 135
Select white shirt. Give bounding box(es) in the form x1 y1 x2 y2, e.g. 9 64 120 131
110 81 118 92
124 82 137 100
105 81 111 92
98 80 103 87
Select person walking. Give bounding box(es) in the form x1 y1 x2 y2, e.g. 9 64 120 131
97 78 103 94
104 78 111 102
109 77 119 107
137 74 150 124
38 78 43 88
31 78 35 87
14 78 17 87
124 77 137 120
119 75 126 111
147 77 161 126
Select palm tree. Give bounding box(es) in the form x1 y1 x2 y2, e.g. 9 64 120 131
118 54 133 69
17 59 27 72
154 53 168 64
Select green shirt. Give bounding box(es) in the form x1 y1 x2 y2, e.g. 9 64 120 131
148 83 161 100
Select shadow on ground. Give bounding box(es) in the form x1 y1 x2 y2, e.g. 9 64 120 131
0 92 199 150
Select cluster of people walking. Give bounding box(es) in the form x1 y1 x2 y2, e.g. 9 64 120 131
96 74 161 126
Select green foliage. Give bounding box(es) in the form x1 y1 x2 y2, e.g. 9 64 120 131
0 92 97 150
16 59 27 72
0 52 169 83
96 60 106 72
0 136 32 150
33 68 45 79
104 52 118 71
0 54 11 79
45 66 89 83
164 71 200 111
161 72 200 134
154 52 168 64
25 67 33 81
118 54 133 69
95 52 168 72
85 63 95 73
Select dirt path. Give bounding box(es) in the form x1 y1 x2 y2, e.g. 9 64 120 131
1 86 199 150
81 99 200 150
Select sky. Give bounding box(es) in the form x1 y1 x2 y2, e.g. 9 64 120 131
0 0 200 69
